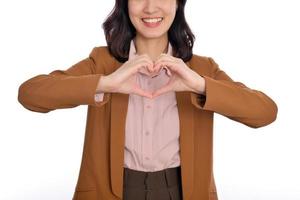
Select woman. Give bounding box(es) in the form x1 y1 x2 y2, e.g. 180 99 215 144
18 0 278 199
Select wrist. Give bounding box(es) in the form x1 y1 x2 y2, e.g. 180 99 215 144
96 75 110 93
193 76 206 95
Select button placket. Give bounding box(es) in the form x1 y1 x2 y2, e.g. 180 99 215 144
142 79 153 167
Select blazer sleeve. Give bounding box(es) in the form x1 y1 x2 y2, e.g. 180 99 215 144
18 47 110 113
191 57 278 128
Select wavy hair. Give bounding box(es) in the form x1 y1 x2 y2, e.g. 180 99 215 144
102 0 195 63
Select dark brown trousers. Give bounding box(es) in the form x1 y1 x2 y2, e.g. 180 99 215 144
122 166 183 200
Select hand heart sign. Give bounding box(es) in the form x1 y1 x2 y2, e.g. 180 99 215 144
103 53 205 99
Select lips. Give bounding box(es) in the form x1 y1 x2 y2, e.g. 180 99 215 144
141 17 163 28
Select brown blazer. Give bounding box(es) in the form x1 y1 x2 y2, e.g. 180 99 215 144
18 46 278 200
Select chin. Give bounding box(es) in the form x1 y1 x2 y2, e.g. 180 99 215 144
140 32 166 39
136 28 168 39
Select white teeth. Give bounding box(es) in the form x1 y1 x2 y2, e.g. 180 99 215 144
142 18 163 23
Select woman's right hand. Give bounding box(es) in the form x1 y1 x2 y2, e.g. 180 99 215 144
97 54 155 98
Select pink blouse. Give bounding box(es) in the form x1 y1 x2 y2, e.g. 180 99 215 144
94 38 180 172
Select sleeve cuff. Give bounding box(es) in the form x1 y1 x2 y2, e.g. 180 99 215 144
94 93 105 102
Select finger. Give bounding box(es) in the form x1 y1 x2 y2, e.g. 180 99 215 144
146 62 154 73
153 61 172 74
155 53 171 61
142 55 155 72
154 60 179 73
132 84 153 98
155 54 176 64
143 62 155 74
138 54 158 72
138 54 154 65
153 62 163 73
135 60 153 74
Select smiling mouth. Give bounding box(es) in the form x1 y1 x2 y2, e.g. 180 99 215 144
141 17 163 23
141 17 164 28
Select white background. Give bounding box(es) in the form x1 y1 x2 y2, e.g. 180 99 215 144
1 0 299 199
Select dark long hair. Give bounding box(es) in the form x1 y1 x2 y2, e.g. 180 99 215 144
102 0 195 63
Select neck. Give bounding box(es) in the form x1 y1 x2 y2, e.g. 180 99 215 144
134 34 169 61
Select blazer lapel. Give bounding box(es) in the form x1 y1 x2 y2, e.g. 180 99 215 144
110 60 194 200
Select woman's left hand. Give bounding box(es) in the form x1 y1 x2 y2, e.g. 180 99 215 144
152 53 206 98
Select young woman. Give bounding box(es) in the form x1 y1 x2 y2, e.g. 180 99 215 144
18 0 278 199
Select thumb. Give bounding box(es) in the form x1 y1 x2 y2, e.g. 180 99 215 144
132 84 153 99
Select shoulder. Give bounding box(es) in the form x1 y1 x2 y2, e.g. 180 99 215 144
189 53 219 77
189 53 211 66
88 46 119 73
89 46 116 62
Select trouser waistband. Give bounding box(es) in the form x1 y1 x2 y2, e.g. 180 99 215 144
123 166 182 190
